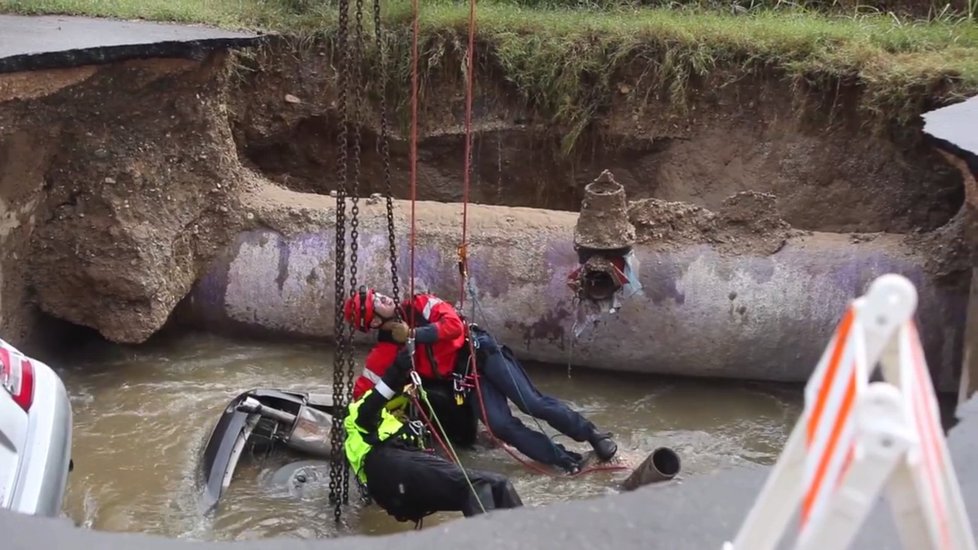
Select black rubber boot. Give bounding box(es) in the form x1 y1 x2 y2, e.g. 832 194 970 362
589 432 618 462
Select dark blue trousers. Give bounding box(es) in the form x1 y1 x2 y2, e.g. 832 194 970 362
470 330 596 469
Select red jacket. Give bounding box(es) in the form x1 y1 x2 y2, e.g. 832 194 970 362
401 294 466 380
351 294 466 399
353 342 400 400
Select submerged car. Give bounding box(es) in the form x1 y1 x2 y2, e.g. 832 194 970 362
199 382 477 513
198 388 338 513
0 338 73 517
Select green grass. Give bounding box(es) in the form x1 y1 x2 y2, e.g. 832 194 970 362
399 5 978 147
0 0 334 29
3 0 977 151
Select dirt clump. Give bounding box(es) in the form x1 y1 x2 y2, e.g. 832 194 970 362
628 190 793 255
0 53 253 344
912 211 975 280
574 169 636 251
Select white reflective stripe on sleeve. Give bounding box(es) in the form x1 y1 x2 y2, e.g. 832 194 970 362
361 369 382 384
421 296 443 321
375 381 395 399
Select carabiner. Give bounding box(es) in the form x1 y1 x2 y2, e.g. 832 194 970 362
408 419 425 437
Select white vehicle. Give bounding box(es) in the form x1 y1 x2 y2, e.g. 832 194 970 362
0 338 72 517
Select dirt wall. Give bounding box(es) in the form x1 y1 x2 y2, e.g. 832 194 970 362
228 40 963 235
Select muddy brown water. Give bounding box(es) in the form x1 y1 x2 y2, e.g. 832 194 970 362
50 330 803 541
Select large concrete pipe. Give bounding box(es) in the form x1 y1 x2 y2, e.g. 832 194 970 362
180 187 966 391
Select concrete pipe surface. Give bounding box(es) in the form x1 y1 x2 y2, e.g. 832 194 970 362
181 191 966 391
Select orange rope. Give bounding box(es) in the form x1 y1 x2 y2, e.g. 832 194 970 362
458 0 477 308
408 0 420 325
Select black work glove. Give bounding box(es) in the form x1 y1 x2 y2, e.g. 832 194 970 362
381 345 414 390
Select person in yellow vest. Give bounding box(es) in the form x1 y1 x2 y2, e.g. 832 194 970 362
344 343 523 523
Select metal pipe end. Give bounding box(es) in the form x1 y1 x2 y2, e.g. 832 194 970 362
621 447 681 491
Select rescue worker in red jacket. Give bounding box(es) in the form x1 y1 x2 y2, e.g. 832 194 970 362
344 286 618 474
354 330 479 448
349 289 464 400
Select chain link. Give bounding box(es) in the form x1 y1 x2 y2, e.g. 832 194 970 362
373 0 402 314
329 0 352 524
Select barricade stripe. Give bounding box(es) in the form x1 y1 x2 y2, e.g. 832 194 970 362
806 336 858 481
803 367 858 525
908 322 951 548
806 308 856 445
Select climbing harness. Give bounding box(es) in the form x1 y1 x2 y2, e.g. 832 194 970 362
385 333 488 516
404 345 488 514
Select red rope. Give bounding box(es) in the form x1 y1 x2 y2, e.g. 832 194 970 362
408 0 420 326
406 0 623 481
466 339 628 478
457 0 477 309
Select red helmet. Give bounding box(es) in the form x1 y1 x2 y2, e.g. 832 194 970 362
343 287 376 332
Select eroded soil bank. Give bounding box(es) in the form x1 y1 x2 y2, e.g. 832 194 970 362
0 53 256 344
229 39 964 234
0 34 972 386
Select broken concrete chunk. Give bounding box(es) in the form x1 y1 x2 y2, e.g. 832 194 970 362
574 169 636 251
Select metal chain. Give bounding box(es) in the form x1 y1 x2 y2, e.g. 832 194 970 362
374 0 402 314
340 0 367 508
329 0 352 523
348 0 363 305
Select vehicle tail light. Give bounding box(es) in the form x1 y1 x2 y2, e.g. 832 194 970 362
1 347 34 412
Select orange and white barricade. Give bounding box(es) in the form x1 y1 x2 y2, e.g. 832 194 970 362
723 274 976 550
